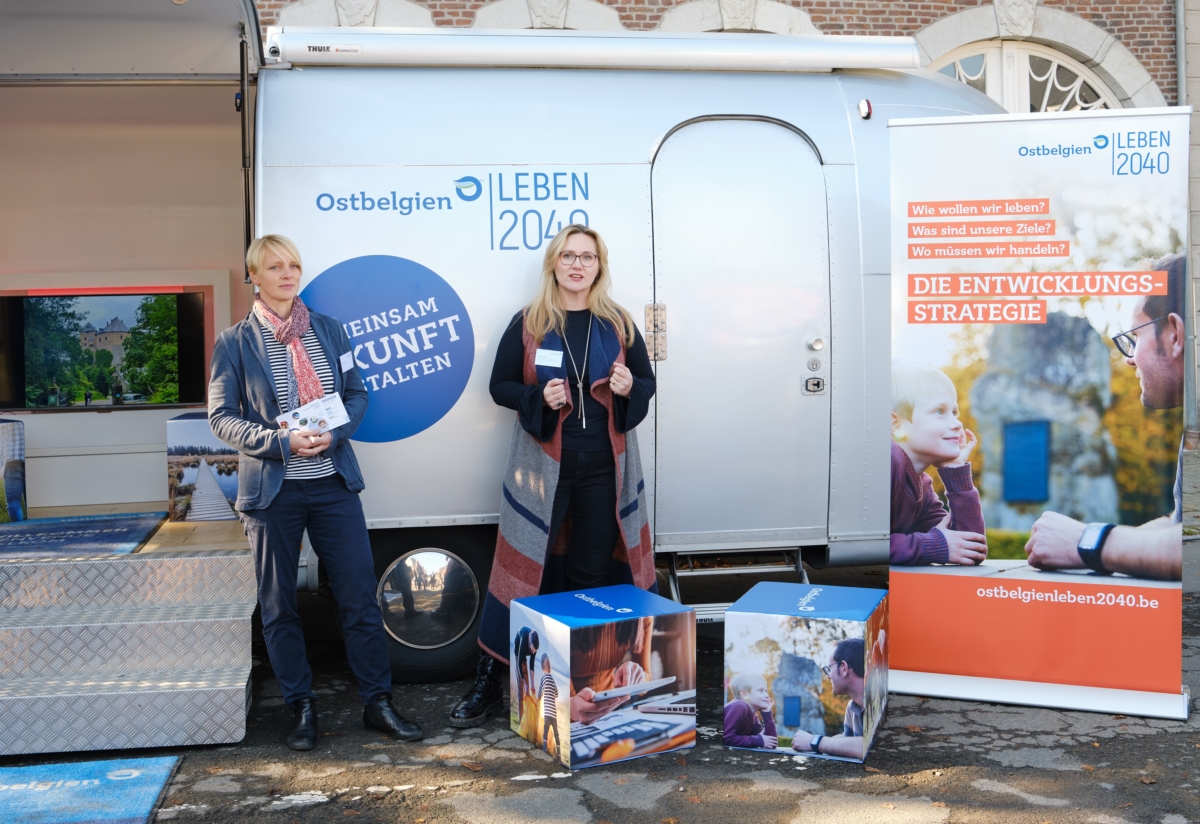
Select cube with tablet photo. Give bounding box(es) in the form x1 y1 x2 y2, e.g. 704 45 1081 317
510 585 696 768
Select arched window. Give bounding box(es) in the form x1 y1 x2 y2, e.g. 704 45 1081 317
930 41 1121 113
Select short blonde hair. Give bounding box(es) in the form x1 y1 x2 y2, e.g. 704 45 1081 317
729 672 766 699
246 234 302 278
892 366 957 421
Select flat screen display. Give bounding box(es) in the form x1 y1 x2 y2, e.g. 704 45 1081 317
17 293 205 409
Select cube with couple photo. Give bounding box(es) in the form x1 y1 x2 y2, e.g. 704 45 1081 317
724 582 888 764
510 585 696 769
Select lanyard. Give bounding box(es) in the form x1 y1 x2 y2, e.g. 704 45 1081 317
561 312 592 429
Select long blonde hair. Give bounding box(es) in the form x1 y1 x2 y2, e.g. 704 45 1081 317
524 224 636 347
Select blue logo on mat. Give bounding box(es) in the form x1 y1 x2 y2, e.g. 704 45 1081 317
1093 134 1109 149
301 255 475 443
454 176 482 201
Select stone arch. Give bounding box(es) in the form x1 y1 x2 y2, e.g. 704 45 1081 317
277 0 434 28
914 2 1164 107
471 0 623 30
657 0 819 35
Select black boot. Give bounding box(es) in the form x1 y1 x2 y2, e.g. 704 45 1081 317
286 697 318 751
448 654 507 728
363 695 423 742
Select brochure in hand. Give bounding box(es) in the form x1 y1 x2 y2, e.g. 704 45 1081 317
276 393 350 433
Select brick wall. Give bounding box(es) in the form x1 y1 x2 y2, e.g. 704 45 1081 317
255 0 1178 103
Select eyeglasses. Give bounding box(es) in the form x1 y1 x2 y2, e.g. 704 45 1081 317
559 252 598 267
821 664 836 676
1111 316 1167 358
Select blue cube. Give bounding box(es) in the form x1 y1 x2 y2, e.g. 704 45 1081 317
510 585 696 769
724 582 888 763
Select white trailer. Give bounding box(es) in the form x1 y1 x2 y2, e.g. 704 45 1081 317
256 26 1001 679
1 4 1001 684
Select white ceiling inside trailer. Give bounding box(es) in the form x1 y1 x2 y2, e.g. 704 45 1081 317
0 0 262 78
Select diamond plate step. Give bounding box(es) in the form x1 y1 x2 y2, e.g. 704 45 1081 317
0 603 254 679
0 669 251 756
0 550 255 612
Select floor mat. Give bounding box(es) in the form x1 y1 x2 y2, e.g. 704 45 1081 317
0 513 167 560
0 756 177 824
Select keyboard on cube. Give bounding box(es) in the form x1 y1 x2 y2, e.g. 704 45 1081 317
569 717 675 764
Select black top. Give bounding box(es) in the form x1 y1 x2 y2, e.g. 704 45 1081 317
490 309 656 452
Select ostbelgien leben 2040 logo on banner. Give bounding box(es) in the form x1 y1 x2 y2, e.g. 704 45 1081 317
301 255 474 443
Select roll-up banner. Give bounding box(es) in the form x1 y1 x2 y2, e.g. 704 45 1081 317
888 108 1189 719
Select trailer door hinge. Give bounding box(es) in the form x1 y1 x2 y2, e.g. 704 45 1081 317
645 303 667 361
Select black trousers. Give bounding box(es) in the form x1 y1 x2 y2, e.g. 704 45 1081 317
546 449 619 591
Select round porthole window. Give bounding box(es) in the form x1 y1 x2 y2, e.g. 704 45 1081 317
376 549 481 650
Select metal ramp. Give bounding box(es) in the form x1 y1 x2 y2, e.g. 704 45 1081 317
0 549 255 755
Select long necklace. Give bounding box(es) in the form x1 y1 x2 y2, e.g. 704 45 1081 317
561 311 592 429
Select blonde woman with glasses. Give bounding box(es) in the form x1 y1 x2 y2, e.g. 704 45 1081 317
448 224 657 728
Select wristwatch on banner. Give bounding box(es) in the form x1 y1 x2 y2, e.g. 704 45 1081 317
809 734 824 753
1076 522 1116 575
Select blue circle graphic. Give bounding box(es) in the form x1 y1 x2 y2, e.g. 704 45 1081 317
301 255 474 443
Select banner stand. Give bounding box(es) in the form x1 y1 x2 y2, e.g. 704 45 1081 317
891 672 1189 720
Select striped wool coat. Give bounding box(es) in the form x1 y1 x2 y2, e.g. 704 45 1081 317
478 314 655 662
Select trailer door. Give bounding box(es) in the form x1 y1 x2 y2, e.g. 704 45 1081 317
651 118 831 551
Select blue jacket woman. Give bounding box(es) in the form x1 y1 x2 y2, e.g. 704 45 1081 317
209 234 422 750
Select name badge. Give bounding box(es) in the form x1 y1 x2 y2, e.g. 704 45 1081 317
339 352 355 372
534 348 563 368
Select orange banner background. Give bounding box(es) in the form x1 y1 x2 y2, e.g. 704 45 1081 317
907 198 1050 217
908 300 1046 324
890 571 1182 693
907 271 1168 298
908 241 1070 259
907 219 1055 238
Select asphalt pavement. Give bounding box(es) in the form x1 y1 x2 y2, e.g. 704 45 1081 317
3 459 1199 824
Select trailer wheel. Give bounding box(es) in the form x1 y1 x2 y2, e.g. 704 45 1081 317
370 526 496 684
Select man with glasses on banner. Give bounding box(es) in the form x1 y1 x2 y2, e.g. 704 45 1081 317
1024 254 1184 581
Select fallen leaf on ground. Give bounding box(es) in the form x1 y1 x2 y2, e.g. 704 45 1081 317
661 819 680 824
1140 778 1156 784
905 725 926 733
613 777 629 785
460 762 483 772
677 758 687 766
342 811 360 817
864 766 883 773
1082 765 1095 771
881 803 895 809
687 796 702 803
1118 803 1133 808
1093 742 1101 747
1112 715 1127 720
931 801 946 808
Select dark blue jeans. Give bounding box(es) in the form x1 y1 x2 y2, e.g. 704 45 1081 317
546 449 618 591
240 474 392 708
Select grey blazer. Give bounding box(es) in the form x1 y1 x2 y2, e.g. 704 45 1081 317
208 309 368 511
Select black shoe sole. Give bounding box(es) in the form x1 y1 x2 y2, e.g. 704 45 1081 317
286 737 316 751
364 721 423 742
448 697 504 729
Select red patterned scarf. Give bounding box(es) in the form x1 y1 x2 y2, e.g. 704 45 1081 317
253 296 324 406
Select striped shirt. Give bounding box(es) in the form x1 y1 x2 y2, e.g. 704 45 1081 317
538 672 558 721
259 319 337 480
